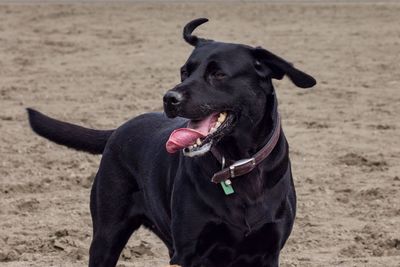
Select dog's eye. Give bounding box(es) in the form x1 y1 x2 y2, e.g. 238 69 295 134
212 71 227 80
254 60 262 70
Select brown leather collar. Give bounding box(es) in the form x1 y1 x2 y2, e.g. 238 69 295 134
210 112 281 184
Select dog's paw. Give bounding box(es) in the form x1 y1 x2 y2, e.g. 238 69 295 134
167 265 181 267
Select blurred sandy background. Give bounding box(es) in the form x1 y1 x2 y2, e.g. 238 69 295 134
0 1 399 266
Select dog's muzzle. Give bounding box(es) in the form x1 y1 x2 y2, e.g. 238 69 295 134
163 90 184 118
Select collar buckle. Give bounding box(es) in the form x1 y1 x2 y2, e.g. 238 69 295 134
229 158 256 178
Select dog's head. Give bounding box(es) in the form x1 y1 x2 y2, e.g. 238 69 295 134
164 18 316 157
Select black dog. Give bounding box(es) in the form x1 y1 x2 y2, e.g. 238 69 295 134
28 18 316 267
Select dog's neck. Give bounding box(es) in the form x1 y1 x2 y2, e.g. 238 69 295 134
216 92 277 162
210 90 286 202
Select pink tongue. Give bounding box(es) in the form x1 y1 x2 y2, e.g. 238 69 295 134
166 113 218 153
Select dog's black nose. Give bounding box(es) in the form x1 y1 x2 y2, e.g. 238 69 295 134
163 91 183 106
163 90 184 118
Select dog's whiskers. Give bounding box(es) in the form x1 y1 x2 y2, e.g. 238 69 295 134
199 103 214 114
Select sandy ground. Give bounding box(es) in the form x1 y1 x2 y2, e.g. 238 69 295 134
0 2 399 267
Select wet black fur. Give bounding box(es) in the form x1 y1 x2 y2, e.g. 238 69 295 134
27 18 316 267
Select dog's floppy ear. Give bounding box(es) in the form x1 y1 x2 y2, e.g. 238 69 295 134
253 47 316 88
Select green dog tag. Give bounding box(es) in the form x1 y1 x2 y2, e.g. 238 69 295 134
220 181 234 195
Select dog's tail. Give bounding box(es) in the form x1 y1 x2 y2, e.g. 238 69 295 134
27 108 114 154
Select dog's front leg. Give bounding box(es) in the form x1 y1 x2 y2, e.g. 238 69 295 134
170 219 232 267
169 192 219 267
170 226 206 267
169 216 205 266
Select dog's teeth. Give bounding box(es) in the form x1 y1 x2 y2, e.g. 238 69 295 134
193 144 197 148
210 127 216 133
189 145 194 149
215 121 221 128
218 112 227 123
196 138 202 146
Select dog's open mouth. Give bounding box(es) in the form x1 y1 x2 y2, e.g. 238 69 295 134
166 112 235 157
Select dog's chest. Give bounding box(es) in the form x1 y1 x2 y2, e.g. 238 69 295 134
216 173 288 233
195 218 283 266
